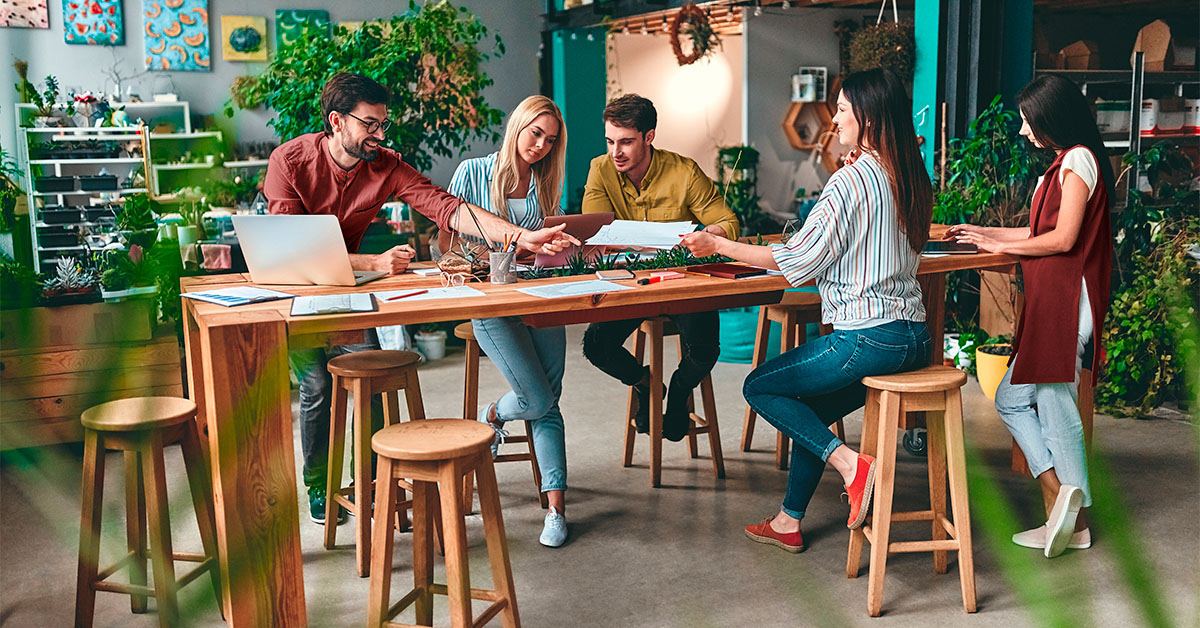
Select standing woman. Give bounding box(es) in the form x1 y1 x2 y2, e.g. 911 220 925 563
949 74 1113 558
446 95 572 547
679 68 932 552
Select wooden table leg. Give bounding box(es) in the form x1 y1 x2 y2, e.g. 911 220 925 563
199 313 306 627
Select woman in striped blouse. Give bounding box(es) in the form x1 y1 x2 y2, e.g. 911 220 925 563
679 69 932 553
446 95 572 547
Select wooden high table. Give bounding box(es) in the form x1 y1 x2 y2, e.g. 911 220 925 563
181 235 1013 626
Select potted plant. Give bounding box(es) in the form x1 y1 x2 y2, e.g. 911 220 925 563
0 251 41 309
975 336 1012 400
0 148 23 258
848 19 916 81
27 75 75 127
41 257 100 305
414 323 448 361
225 2 505 172
117 193 160 250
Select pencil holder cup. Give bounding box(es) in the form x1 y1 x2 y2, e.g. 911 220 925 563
489 251 516 284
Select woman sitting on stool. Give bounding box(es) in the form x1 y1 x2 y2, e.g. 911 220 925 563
679 68 933 553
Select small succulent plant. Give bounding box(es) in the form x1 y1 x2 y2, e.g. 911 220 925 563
44 257 97 293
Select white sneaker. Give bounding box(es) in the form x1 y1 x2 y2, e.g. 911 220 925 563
1045 485 1084 558
1012 525 1092 550
539 507 567 547
478 403 507 459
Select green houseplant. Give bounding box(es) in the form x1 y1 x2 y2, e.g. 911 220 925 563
714 145 778 237
848 20 916 81
117 193 160 250
226 0 505 173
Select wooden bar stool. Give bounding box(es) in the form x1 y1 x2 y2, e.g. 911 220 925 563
75 397 222 628
846 365 976 616
455 322 547 510
326 350 426 578
740 292 844 470
623 317 724 488
368 419 520 628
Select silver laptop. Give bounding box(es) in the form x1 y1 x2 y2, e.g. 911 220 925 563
232 215 388 286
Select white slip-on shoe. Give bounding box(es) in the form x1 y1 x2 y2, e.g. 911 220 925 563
1045 485 1084 558
1013 525 1092 550
539 507 567 547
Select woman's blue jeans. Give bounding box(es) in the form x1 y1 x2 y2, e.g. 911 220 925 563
472 316 567 493
743 320 931 519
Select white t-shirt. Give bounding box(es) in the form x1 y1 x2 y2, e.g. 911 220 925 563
1035 146 1099 200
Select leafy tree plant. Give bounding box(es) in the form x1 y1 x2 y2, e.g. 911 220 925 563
227 1 505 172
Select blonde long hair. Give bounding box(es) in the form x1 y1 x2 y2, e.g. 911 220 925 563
490 95 566 220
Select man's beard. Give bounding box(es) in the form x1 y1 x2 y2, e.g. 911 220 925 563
343 137 378 162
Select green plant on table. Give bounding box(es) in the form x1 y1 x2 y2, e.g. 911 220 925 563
42 257 97 297
225 0 505 173
1 251 42 308
117 193 159 232
28 75 75 119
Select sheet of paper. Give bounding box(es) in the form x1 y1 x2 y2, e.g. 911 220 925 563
585 220 696 249
516 279 635 299
411 268 441 276
182 286 294 307
290 293 374 316
373 285 486 301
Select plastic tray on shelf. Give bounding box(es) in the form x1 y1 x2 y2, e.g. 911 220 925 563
40 206 82 224
78 175 119 191
34 176 76 192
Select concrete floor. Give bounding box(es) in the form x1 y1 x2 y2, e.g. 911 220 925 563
2 325 1197 627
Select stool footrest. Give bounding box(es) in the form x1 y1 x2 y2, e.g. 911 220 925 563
890 509 935 522
889 539 962 554
92 557 214 595
382 583 509 627
95 551 136 582
93 580 155 596
494 453 532 463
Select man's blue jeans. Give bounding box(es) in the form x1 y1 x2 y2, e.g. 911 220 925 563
472 316 568 492
743 320 931 519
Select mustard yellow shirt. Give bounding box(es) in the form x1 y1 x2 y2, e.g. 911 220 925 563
581 148 740 239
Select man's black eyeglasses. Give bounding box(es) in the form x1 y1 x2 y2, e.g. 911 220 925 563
344 112 392 135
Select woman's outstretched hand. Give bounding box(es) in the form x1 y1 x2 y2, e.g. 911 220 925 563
948 224 1004 253
678 231 723 257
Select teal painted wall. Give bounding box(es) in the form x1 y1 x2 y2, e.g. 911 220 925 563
913 0 940 177
1001 1 1034 106
551 27 607 212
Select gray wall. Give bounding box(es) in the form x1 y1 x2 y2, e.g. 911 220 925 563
1 0 542 187
743 7 910 218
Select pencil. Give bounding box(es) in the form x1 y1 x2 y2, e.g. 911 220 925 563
385 290 428 302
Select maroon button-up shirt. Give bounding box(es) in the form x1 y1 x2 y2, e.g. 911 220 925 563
264 132 460 253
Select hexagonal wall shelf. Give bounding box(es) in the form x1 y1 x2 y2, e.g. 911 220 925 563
782 101 833 151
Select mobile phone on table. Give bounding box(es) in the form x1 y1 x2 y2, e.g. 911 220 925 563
596 268 635 280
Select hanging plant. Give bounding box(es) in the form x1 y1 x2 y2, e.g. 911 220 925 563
230 75 264 110
848 20 916 81
670 3 720 66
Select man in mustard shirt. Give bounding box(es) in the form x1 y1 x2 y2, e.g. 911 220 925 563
581 94 740 441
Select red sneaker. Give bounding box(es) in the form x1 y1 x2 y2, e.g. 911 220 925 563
845 454 877 529
744 517 806 553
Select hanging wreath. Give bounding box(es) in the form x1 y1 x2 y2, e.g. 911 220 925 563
670 3 720 66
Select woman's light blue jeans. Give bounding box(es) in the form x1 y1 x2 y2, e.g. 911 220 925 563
743 320 931 520
471 316 567 493
994 366 1091 506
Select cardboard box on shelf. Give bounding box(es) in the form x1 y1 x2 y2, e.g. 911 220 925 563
1131 19 1198 72
1057 40 1100 70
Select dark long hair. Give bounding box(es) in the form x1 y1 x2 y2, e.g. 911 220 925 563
1017 75 1115 203
842 69 932 252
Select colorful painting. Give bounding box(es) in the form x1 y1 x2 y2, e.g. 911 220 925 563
63 0 124 45
1 0 49 28
144 0 210 71
221 15 266 61
276 9 328 51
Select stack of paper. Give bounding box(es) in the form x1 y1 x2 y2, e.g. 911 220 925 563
182 286 294 307
585 220 696 249
516 279 635 299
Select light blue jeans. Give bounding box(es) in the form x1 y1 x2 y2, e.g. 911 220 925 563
471 316 567 493
995 280 1093 507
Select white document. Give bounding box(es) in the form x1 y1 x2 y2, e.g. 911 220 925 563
290 293 374 316
182 286 294 307
373 285 487 302
585 220 696 249
516 279 635 299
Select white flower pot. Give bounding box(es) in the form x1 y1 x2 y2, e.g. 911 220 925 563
414 330 447 361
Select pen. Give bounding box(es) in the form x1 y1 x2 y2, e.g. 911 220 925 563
385 290 428 301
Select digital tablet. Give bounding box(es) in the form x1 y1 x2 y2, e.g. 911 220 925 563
923 240 978 255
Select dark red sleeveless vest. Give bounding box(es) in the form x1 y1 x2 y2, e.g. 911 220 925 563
1010 146 1112 385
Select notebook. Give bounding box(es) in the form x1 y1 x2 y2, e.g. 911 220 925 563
290 293 377 316
686 263 768 279
182 286 295 307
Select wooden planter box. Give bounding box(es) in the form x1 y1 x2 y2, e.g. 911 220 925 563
0 302 182 450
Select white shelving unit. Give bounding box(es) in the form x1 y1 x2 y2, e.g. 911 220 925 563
15 101 225 271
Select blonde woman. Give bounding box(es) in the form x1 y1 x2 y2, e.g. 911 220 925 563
446 95 571 546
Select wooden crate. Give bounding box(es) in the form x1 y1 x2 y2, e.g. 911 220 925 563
0 327 182 450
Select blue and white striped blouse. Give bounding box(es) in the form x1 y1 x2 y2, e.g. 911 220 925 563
772 152 925 329
446 153 560 244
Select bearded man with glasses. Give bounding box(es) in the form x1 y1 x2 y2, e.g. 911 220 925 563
265 72 577 524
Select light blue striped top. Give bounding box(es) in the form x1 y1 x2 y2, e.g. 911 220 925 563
447 153 559 245
772 152 925 329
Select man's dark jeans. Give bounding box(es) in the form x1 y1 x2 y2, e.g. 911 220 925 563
289 330 384 490
581 310 720 426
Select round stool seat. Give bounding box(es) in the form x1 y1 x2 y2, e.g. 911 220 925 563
328 350 421 377
862 365 967 393
772 291 822 310
453 322 475 342
372 419 494 461
81 397 196 432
